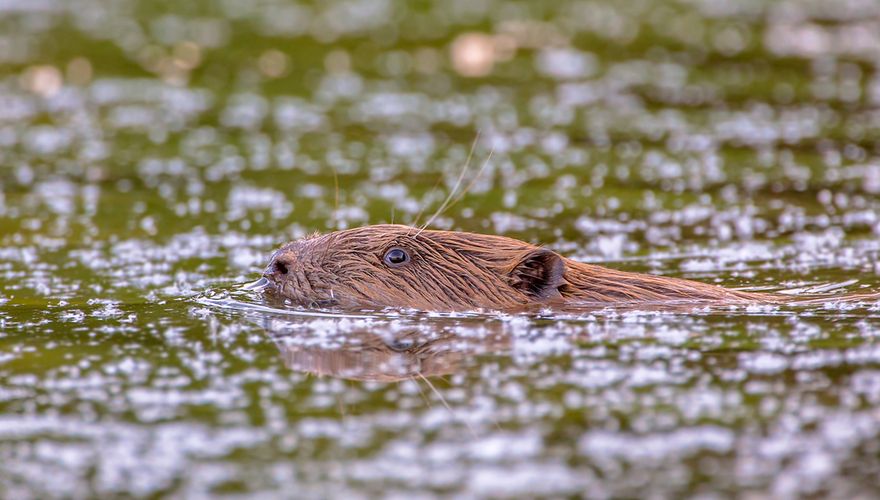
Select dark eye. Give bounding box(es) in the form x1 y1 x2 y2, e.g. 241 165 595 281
383 247 410 267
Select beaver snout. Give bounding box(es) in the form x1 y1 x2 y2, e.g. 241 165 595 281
264 254 293 282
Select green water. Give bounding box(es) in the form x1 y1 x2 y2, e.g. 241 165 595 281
3 0 880 497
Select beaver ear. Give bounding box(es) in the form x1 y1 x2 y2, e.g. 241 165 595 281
508 248 565 300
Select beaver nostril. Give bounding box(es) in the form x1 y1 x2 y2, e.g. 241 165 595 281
274 260 289 275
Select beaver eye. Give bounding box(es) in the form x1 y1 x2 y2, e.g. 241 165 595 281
383 247 410 267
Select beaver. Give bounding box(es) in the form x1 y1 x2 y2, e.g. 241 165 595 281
261 224 878 312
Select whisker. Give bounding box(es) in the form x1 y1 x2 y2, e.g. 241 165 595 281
331 165 340 229
445 146 494 213
416 371 477 438
411 374 432 408
415 131 481 237
411 168 448 232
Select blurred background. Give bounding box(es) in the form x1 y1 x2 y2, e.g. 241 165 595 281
3 0 880 253
2 0 880 497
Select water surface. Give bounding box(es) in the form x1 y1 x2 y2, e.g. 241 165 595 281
2 0 880 497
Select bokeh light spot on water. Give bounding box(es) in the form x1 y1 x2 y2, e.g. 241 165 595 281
20 65 63 97
450 33 499 77
2 0 880 497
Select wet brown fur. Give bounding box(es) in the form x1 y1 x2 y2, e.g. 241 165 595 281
263 224 878 312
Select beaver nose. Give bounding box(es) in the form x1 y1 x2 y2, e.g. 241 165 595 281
266 254 293 279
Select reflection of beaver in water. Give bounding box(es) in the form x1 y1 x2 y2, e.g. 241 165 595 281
261 224 878 312
252 309 512 381
273 330 489 382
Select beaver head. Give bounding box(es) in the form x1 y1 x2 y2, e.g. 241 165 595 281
262 224 565 311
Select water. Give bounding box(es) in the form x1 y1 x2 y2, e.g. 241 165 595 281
2 0 880 497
